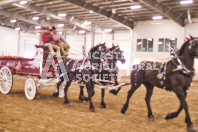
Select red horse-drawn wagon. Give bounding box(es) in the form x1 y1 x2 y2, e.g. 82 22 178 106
0 45 60 100
0 44 129 100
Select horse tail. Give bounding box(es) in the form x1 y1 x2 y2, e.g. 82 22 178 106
131 62 146 87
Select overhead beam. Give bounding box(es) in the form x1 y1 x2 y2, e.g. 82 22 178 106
0 18 29 31
13 3 104 33
0 0 18 6
65 0 133 29
139 0 185 27
0 9 52 28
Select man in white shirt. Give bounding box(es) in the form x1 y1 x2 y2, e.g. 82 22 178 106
51 26 70 56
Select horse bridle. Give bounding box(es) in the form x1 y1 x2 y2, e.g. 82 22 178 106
189 38 198 49
170 38 197 75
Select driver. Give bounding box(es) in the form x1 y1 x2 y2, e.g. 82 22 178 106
41 26 61 56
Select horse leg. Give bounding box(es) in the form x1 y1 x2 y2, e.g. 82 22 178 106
86 82 95 112
64 81 71 106
165 91 187 120
121 85 139 114
144 84 154 121
174 88 196 131
53 77 64 97
79 86 89 102
101 89 108 108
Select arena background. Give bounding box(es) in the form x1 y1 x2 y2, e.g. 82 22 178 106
0 0 198 131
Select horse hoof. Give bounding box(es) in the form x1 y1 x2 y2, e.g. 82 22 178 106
84 97 89 101
52 92 59 97
120 107 126 114
165 113 172 120
101 104 108 108
79 96 89 102
187 125 196 132
65 103 71 106
90 109 96 112
109 90 118 95
149 115 155 122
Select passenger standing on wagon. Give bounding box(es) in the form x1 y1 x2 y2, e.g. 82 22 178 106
41 26 61 56
51 26 70 56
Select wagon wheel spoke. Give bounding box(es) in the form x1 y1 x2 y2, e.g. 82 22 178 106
5 81 11 87
2 82 7 91
0 75 3 81
0 74 3 79
6 80 12 83
2 69 7 77
1 82 5 89
26 81 32 90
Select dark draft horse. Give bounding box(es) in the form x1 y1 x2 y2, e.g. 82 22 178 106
53 43 107 112
121 36 198 131
78 44 126 108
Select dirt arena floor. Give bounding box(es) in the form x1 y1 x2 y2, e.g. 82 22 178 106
0 76 198 132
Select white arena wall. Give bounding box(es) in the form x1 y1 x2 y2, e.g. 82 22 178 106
0 26 19 56
0 20 198 76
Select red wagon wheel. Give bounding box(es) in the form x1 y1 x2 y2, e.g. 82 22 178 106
0 66 13 94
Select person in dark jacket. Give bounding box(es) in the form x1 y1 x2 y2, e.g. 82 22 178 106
41 26 60 56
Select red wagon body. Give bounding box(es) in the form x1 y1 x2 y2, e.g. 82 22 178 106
0 45 61 99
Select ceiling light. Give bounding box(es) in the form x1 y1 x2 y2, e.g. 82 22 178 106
79 30 86 34
58 13 66 17
105 29 112 32
90 10 93 13
131 5 142 9
112 9 116 14
32 17 39 20
57 24 64 27
180 0 193 4
20 1 27 5
15 28 20 31
83 21 91 25
152 16 163 20
10 20 17 23
58 31 63 35
35 25 41 29
36 33 40 36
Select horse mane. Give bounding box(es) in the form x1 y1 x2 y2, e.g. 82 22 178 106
177 39 190 56
89 45 100 53
109 46 119 51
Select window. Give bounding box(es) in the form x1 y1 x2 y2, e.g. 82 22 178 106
158 38 177 52
148 39 153 52
136 38 153 52
137 39 142 51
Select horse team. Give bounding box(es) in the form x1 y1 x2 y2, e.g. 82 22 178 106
52 36 198 131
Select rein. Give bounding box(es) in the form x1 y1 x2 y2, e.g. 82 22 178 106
168 42 195 75
155 40 196 89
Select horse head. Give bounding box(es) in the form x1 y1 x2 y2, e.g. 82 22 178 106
109 44 126 64
188 35 198 57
